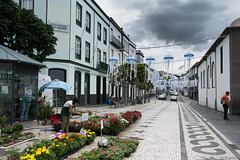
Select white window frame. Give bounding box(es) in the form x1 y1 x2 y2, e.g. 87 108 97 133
75 36 81 59
76 2 82 26
21 0 34 10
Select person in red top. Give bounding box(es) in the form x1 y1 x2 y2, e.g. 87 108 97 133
221 91 230 120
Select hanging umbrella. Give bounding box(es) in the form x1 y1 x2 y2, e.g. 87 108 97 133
40 79 72 113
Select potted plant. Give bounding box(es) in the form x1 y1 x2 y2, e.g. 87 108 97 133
38 102 45 125
43 103 54 125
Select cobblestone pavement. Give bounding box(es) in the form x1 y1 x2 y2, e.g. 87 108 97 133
1 96 240 160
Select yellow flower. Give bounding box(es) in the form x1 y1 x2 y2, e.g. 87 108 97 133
30 149 34 152
46 150 49 154
36 150 41 155
56 144 59 147
64 143 67 146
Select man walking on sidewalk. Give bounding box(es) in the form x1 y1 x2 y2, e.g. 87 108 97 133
221 91 230 120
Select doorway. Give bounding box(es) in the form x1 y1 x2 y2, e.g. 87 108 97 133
84 73 90 104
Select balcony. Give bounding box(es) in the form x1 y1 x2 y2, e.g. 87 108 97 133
110 35 124 49
97 61 108 73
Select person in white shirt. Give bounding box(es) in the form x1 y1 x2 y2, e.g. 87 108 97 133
61 97 81 133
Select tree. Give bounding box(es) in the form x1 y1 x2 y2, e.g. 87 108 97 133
0 0 57 62
136 64 147 90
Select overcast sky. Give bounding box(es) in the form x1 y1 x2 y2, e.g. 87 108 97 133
95 0 240 74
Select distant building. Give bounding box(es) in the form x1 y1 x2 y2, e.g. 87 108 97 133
136 50 144 64
188 62 198 101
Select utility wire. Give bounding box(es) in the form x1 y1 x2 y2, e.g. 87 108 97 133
136 36 226 50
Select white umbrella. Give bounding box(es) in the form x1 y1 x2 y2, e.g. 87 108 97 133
40 79 72 113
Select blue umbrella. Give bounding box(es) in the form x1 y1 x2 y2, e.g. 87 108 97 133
40 79 72 92
40 79 72 113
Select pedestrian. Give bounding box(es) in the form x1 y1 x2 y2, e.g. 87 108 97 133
17 78 36 121
110 94 118 108
61 97 81 133
221 91 230 120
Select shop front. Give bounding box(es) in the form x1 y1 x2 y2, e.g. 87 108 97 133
0 45 45 124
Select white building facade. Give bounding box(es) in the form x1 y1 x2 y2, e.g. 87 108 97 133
198 18 240 115
16 0 110 106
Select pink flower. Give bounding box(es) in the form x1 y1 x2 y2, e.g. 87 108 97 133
14 121 19 124
103 151 106 153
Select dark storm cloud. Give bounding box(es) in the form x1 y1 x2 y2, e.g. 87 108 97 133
127 0 225 45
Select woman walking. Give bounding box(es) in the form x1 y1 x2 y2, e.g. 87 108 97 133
61 97 81 133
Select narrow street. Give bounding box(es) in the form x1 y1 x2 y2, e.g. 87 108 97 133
120 97 240 160
6 96 240 160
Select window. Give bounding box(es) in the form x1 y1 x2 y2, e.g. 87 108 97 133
103 52 107 63
86 12 91 33
103 28 107 45
20 0 34 10
97 22 101 41
207 65 210 89
210 57 212 78
75 36 81 60
111 49 114 57
220 46 223 74
119 53 121 63
49 69 66 106
85 41 90 63
97 48 101 62
203 70 205 88
76 2 82 27
201 72 202 89
212 62 215 88
111 28 113 36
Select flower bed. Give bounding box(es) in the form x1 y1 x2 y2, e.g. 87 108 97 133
0 132 35 147
1 121 23 135
73 137 140 160
6 130 96 160
52 111 142 136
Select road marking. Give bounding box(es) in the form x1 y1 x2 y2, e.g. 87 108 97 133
179 103 238 159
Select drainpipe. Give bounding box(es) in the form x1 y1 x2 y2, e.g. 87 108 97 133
69 0 72 61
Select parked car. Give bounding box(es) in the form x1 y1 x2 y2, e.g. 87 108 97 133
158 93 167 100
170 95 177 101
170 91 174 95
174 92 178 96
